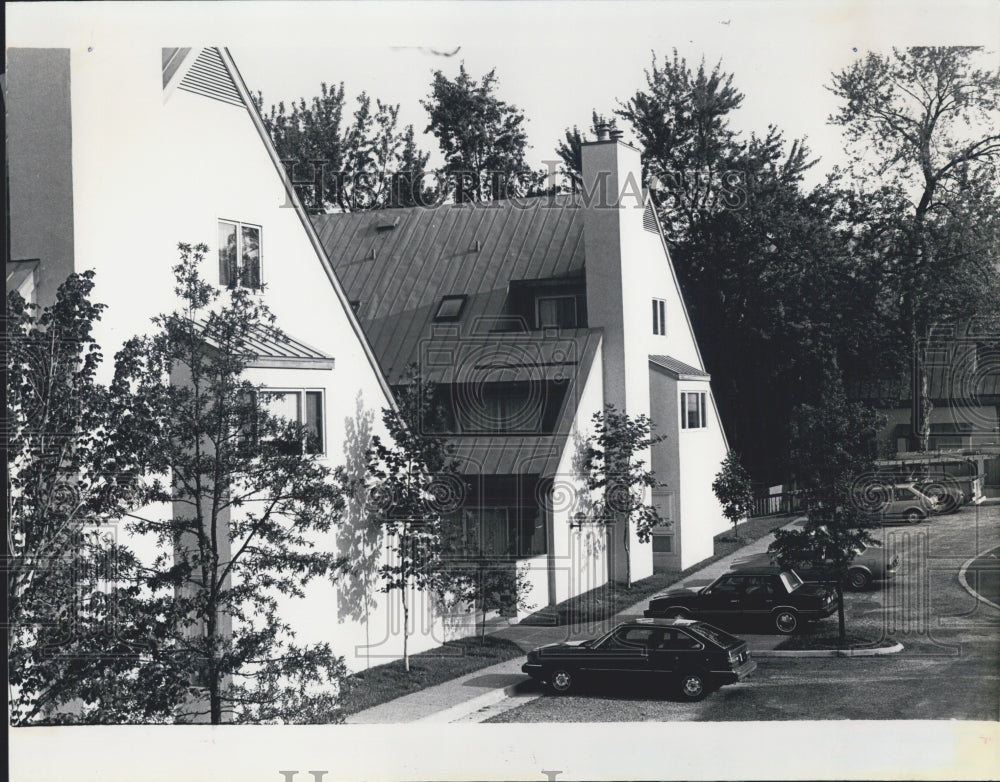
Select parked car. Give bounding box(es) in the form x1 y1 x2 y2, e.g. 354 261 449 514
875 468 965 514
731 540 899 591
521 618 756 701
643 566 839 633
874 483 942 523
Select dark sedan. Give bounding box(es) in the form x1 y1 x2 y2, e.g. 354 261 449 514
521 618 756 701
644 566 839 633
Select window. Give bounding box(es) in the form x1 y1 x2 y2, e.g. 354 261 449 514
652 535 673 553
434 295 467 321
652 298 666 335
536 295 578 329
219 220 262 289
680 391 707 429
659 629 702 651
259 389 325 455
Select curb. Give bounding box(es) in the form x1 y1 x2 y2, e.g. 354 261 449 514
958 546 1000 612
412 677 533 723
754 641 904 658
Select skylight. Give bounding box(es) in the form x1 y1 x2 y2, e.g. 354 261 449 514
434 295 467 321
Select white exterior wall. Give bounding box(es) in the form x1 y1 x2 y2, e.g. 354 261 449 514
548 339 607 605
60 46 440 671
676 380 731 568
581 139 730 580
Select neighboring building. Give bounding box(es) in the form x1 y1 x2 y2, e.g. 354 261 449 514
313 138 733 610
851 319 1000 497
5 46 449 672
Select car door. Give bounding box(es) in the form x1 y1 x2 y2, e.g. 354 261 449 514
739 575 774 618
648 628 704 679
585 626 659 680
698 574 746 625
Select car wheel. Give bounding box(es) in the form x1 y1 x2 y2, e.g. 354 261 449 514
905 508 923 524
773 609 799 634
847 568 872 591
549 669 574 694
677 671 708 701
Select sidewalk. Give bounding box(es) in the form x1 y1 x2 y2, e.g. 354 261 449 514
344 515 803 724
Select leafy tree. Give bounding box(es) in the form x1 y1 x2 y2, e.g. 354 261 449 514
256 85 433 212
554 111 619 191
123 243 350 723
712 451 754 540
6 272 155 724
422 63 543 201
829 46 1000 448
366 369 458 671
582 405 666 590
769 372 887 642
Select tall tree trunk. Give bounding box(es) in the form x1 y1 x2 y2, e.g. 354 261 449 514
836 581 846 645
402 582 409 673
623 518 632 590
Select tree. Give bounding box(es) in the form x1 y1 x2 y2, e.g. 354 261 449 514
712 451 754 540
582 405 665 590
365 369 457 671
256 85 433 212
123 243 350 723
6 272 155 724
422 63 542 201
769 371 887 642
554 111 619 192
829 47 1000 449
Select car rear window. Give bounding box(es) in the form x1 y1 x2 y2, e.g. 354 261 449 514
688 623 740 649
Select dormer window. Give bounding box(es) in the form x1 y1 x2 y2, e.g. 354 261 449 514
537 295 578 329
219 219 262 289
435 295 467 321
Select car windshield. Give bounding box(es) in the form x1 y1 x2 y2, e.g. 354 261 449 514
688 623 740 649
780 570 803 592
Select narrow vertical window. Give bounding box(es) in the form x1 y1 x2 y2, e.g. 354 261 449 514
652 298 666 335
218 219 263 289
680 392 707 430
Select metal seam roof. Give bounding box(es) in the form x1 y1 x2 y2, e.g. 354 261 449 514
649 354 710 378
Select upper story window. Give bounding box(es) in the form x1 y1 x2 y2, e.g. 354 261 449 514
537 295 578 329
680 391 706 430
259 388 325 455
435 295 468 321
652 298 666 336
219 220 262 289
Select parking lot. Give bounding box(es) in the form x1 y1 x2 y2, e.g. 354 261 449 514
486 503 1000 722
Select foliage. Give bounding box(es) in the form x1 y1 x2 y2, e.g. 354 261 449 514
828 46 1000 451
440 547 535 642
554 111 619 191
122 243 351 723
711 452 754 539
365 368 458 671
6 271 161 725
770 374 886 641
581 404 666 590
422 63 547 201
256 85 433 211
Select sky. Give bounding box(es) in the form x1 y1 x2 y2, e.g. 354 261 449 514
10 1 1000 191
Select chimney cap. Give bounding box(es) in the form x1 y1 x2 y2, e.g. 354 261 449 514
609 128 624 141
595 121 610 142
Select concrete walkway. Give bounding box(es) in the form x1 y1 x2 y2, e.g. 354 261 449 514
345 515 804 724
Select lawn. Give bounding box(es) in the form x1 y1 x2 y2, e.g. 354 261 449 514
519 514 795 627
338 635 525 716
774 630 899 651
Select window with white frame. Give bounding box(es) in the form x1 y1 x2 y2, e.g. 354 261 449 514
219 219 262 289
259 388 325 455
680 391 706 430
652 298 666 335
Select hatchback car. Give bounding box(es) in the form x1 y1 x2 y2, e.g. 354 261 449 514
521 618 756 701
732 540 899 591
876 483 941 523
644 566 838 633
